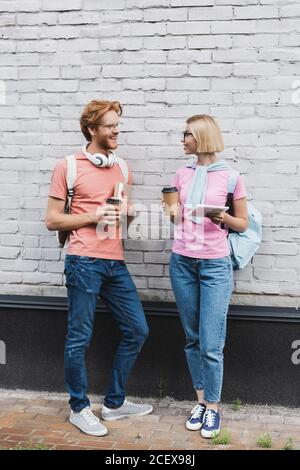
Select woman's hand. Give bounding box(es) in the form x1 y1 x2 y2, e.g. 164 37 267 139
161 199 181 224
206 211 226 225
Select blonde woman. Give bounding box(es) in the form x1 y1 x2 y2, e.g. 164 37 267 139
168 115 248 438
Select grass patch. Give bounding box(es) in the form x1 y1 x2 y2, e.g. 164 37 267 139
282 437 294 451
256 433 272 449
210 429 231 446
232 398 242 412
0 442 51 451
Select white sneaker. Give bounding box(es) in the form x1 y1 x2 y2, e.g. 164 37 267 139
102 399 153 421
70 406 108 436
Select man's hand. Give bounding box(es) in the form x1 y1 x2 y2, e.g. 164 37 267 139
89 204 121 226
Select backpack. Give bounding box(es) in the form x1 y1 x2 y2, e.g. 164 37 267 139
222 171 262 270
56 154 129 248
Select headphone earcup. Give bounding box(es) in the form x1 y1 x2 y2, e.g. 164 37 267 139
93 153 109 167
82 145 116 168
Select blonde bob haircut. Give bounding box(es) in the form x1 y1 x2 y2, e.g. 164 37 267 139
80 100 122 142
186 114 224 153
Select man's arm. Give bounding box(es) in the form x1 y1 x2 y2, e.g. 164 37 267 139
45 196 119 231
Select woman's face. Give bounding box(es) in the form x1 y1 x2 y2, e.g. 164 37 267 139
181 125 197 155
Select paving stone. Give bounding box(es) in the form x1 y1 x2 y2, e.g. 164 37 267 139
1 394 300 451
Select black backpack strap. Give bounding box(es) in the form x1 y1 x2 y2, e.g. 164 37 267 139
220 171 239 233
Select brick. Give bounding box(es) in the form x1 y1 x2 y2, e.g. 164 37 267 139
188 34 232 48
234 6 279 20
212 20 256 34
127 0 168 7
171 0 214 5
84 0 125 8
190 64 232 77
167 21 210 35
143 36 186 49
17 12 57 25
42 0 82 11
0 1 39 12
144 7 187 22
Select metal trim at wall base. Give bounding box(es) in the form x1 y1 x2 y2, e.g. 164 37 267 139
0 294 299 322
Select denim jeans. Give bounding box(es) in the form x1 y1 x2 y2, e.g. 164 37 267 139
169 252 233 403
64 255 149 412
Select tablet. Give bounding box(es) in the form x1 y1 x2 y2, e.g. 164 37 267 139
186 204 229 217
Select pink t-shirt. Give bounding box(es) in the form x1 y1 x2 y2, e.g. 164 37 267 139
171 162 247 259
48 151 132 260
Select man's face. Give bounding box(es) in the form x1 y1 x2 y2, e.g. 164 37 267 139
89 110 120 151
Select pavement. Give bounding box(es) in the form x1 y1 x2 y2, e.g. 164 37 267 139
0 389 299 451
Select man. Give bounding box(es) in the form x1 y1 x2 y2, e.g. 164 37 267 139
46 100 152 437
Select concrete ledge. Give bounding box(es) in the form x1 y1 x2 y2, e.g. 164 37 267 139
0 295 299 407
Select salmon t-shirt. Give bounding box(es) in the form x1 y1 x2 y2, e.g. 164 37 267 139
171 162 247 259
48 151 132 260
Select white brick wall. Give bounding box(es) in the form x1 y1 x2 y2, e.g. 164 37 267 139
0 0 300 308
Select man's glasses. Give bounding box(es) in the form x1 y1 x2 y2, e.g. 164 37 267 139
183 131 193 140
99 123 121 130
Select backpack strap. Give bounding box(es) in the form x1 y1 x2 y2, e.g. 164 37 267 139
65 154 77 211
221 170 239 231
116 156 129 184
227 170 239 195
64 154 128 212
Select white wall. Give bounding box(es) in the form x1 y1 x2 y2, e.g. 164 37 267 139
0 0 300 308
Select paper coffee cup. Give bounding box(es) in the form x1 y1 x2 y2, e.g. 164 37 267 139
105 197 121 226
162 187 179 217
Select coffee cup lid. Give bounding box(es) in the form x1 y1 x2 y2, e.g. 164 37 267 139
106 197 121 204
162 186 178 193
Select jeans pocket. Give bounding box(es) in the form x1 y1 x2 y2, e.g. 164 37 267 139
170 252 182 265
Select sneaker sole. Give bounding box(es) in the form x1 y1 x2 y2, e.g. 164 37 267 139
102 405 153 422
201 428 221 439
186 421 203 431
69 416 108 436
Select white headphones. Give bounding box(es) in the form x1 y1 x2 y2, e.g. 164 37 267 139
82 144 117 168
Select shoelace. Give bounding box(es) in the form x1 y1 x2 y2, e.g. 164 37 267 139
204 409 216 428
80 408 99 426
190 404 205 420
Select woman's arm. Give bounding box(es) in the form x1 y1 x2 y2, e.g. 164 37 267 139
207 197 248 233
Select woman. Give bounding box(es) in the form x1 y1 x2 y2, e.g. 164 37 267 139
168 115 248 438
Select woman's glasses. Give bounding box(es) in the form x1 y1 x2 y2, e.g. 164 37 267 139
183 131 193 140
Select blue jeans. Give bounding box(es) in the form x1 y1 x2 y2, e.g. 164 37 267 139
64 255 149 412
169 253 233 403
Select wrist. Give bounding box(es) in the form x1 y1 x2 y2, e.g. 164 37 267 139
87 211 97 224
223 212 230 224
